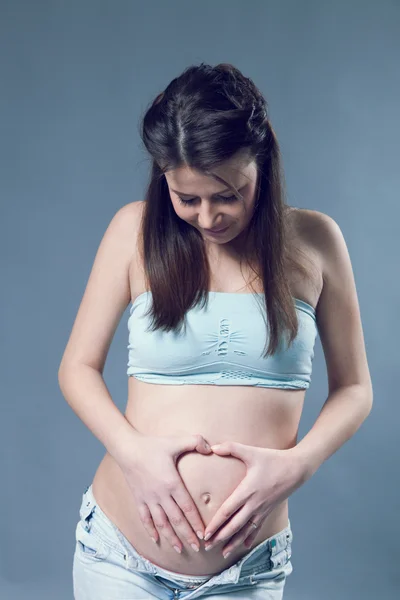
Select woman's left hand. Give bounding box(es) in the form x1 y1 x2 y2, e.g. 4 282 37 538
202 442 307 557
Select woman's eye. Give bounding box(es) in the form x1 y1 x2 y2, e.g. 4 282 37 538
178 194 237 206
178 198 195 206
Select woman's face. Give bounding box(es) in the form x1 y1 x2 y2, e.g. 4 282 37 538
164 152 259 252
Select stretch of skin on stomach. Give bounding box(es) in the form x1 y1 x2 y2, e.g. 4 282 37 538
91 374 305 576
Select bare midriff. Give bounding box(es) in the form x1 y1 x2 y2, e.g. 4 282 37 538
91 376 305 576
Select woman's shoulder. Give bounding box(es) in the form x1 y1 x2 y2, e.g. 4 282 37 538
287 205 331 237
289 207 341 277
115 201 145 236
120 200 144 218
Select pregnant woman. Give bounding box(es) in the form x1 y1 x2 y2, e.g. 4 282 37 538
58 63 373 599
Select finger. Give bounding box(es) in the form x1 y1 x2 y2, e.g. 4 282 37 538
210 442 251 463
196 436 212 455
243 528 259 548
171 485 206 541
137 502 159 543
204 486 248 541
173 434 212 457
222 520 261 555
222 516 265 556
162 495 200 552
149 503 185 554
204 506 252 547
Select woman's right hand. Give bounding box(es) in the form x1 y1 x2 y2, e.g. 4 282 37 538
119 432 212 553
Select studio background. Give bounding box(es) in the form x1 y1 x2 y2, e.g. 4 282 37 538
1 1 398 598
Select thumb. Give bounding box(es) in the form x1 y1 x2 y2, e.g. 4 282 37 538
211 441 250 462
175 434 212 456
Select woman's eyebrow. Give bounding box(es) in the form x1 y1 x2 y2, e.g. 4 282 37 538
171 185 243 197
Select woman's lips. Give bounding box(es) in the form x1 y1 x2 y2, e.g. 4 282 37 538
204 226 230 235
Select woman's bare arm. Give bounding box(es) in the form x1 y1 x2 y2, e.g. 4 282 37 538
58 362 142 468
58 202 141 467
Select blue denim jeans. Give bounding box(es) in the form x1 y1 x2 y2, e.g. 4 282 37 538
73 483 293 599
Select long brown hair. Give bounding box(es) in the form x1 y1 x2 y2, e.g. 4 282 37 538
137 62 318 358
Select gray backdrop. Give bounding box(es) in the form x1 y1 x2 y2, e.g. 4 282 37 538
1 0 398 598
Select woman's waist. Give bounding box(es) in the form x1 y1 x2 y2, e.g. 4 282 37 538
91 450 289 576
125 382 303 447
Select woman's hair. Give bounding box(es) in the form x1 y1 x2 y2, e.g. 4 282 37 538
137 62 318 357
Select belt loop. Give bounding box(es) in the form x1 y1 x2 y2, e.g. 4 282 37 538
79 494 95 529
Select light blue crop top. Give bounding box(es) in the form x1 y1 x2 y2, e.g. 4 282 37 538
127 291 318 389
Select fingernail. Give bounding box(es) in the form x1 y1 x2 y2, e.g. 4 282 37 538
173 545 181 554
191 543 199 552
151 537 157 544
204 532 212 541
197 531 204 540
223 551 231 559
205 544 213 551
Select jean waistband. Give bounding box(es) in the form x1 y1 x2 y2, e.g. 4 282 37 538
79 483 292 585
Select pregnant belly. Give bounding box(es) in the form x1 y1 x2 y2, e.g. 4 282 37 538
92 441 289 576
91 380 300 575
